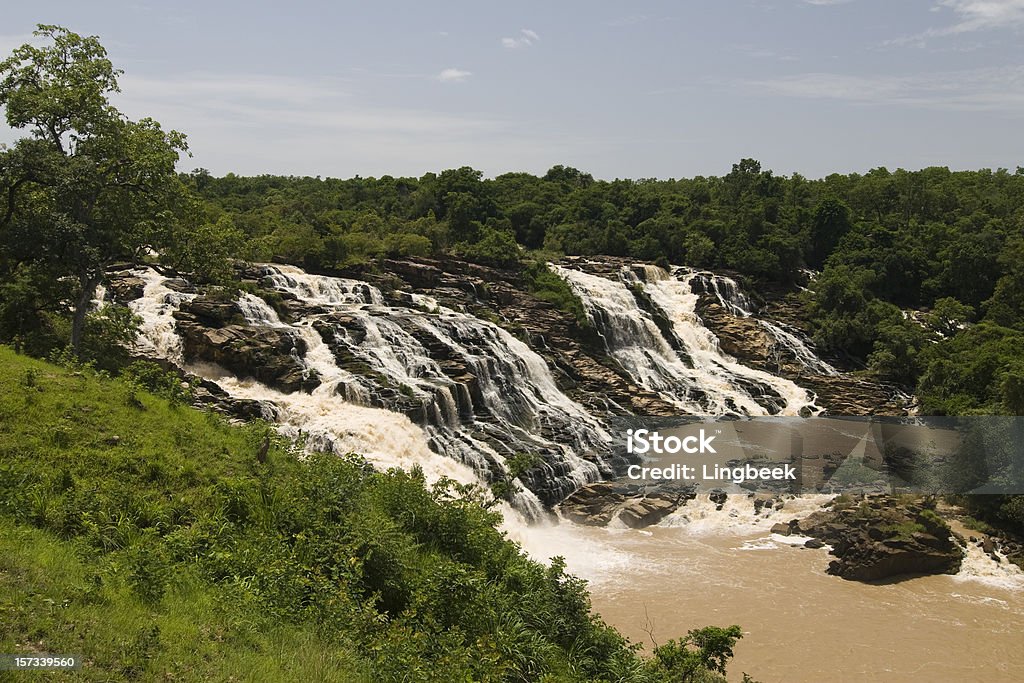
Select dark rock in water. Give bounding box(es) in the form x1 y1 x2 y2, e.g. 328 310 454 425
805 538 826 549
176 296 243 327
106 274 146 302
709 488 728 511
559 481 696 528
559 482 629 526
771 522 793 536
753 492 783 515
163 277 196 294
175 316 319 394
794 495 962 582
619 494 681 529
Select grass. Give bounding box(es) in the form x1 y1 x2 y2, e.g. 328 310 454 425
0 348 371 681
0 520 369 682
2 345 732 682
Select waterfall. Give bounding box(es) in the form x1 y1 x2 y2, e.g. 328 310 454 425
553 263 820 416
758 320 840 376
123 258 850 521
688 271 755 317
685 269 839 377
129 264 621 518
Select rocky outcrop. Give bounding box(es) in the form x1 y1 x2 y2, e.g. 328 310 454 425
775 495 963 581
559 481 697 528
106 273 146 303
695 292 912 416
173 296 319 393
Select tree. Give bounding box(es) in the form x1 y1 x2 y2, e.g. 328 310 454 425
0 25 191 355
645 624 744 682
925 297 974 338
809 197 852 268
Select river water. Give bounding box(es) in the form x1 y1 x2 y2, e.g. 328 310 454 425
509 502 1024 682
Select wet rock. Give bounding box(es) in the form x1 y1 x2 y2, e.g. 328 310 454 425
559 482 629 526
619 495 681 529
106 275 146 302
559 482 696 528
176 319 319 394
796 495 962 582
176 296 242 327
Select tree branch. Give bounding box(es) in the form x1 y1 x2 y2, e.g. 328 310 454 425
1 176 32 227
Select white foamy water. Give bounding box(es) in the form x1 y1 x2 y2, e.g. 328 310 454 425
954 539 1024 591
553 263 820 416
128 270 478 487
131 270 197 365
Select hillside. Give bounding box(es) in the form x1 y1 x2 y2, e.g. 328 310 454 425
0 347 746 682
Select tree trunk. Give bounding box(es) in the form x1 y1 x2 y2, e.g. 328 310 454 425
70 272 102 357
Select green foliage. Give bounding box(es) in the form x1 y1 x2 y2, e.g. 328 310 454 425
455 226 522 268
644 625 743 682
122 360 195 405
523 260 590 328
164 214 244 284
0 25 191 356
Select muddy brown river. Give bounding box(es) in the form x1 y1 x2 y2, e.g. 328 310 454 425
509 496 1024 682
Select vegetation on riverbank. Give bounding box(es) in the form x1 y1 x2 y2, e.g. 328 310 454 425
0 346 749 682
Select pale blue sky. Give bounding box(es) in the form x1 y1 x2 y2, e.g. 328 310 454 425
2 0 1023 179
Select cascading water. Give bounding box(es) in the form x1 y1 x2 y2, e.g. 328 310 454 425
687 269 840 377
122 259 1023 681
758 319 840 376
129 264 621 518
553 263 820 416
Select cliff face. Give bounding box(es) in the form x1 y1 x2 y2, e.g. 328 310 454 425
107 256 911 512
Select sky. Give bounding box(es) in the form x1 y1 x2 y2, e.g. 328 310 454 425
2 0 1024 180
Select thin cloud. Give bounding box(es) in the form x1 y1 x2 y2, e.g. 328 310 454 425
501 28 540 49
890 0 1024 45
437 68 472 83
113 72 501 136
741 66 1024 112
803 0 853 5
934 0 1024 34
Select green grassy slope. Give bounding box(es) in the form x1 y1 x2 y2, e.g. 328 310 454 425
0 347 681 682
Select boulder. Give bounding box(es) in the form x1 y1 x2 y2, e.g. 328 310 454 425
107 275 146 302
796 495 962 582
559 482 696 528
176 320 319 394
618 496 678 529
559 482 628 526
